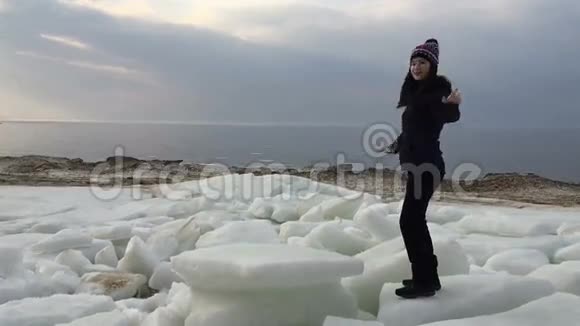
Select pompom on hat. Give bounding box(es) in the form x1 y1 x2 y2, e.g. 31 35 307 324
411 38 439 66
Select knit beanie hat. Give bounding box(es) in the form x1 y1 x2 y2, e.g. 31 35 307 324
411 38 439 66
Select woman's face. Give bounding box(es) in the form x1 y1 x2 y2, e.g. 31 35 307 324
410 57 431 80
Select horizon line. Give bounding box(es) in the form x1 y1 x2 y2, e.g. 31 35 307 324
2 120 578 130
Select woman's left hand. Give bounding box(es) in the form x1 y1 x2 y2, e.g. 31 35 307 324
443 88 462 105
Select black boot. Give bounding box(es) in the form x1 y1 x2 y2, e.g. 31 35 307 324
395 282 437 299
396 256 441 298
401 278 441 290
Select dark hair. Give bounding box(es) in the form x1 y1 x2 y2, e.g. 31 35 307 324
397 59 438 108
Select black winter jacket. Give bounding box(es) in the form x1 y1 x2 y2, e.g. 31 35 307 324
394 75 460 167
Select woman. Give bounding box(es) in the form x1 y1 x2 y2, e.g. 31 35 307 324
386 38 462 299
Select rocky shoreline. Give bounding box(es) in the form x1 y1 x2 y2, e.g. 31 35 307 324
2 155 580 207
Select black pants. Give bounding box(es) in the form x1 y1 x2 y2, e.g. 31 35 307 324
399 163 444 282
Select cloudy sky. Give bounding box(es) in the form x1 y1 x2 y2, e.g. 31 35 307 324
1 0 579 127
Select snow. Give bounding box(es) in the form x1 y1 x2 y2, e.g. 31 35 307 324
527 263 580 295
185 282 358 326
324 316 384 326
95 245 119 267
141 306 183 326
30 229 93 254
344 237 470 315
356 310 377 321
117 294 165 314
483 249 550 275
554 242 580 263
78 239 114 263
308 196 366 221
29 221 68 233
166 196 214 218
0 294 116 326
419 293 580 326
469 264 493 274
456 213 555 237
0 232 49 249
378 274 555 326
55 310 135 326
117 236 160 278
1 177 580 325
171 243 364 291
300 205 326 222
89 225 133 241
0 246 25 277
271 205 301 222
195 220 281 248
561 260 580 269
55 249 94 275
193 174 285 202
116 290 174 324
145 229 179 260
279 221 320 240
425 205 468 224
304 221 377 255
248 198 275 219
148 262 184 291
352 204 400 241
0 270 78 304
35 260 73 276
165 282 193 320
558 222 580 236
456 234 564 265
148 217 201 253
453 204 580 235
186 210 243 233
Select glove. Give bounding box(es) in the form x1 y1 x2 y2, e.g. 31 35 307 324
385 139 399 154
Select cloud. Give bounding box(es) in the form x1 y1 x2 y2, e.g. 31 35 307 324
1 0 391 124
1 119 360 127
0 0 8 12
0 88 71 120
40 33 92 50
1 0 580 128
57 0 548 44
65 60 139 77
14 50 154 85
58 0 156 19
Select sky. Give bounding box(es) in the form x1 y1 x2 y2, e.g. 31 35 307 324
1 0 579 128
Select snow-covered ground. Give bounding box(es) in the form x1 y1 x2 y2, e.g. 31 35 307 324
1 174 579 326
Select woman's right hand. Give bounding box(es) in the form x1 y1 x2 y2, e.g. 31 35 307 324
443 88 462 105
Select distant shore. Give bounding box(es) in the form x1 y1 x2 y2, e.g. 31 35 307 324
1 155 580 207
